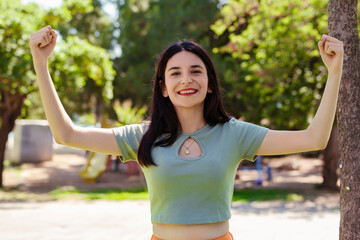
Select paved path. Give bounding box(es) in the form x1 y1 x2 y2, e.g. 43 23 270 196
0 199 339 240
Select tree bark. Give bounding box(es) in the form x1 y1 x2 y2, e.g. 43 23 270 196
0 89 25 188
322 124 339 190
328 1 360 239
95 95 104 124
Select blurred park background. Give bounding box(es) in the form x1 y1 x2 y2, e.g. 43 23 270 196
0 0 359 239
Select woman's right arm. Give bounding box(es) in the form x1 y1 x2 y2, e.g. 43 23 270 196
29 26 121 155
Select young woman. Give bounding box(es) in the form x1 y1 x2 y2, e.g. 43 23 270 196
30 26 343 240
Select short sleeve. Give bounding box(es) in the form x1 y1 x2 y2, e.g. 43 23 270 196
111 123 148 163
230 118 268 162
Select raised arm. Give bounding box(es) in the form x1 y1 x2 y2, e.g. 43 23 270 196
29 26 121 155
256 34 344 155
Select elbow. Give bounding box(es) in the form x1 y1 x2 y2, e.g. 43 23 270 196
54 136 64 145
313 137 329 151
315 141 328 151
53 125 73 145
306 129 329 151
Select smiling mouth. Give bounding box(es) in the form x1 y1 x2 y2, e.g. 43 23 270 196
178 89 198 95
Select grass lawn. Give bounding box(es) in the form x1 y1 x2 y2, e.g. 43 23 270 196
46 187 303 202
1 186 304 202
232 188 304 202
49 187 150 201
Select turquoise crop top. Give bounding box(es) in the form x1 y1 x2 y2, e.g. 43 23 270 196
111 118 268 225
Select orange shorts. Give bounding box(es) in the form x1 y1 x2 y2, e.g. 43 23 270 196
151 232 234 240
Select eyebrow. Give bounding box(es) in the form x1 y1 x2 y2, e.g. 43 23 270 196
167 65 204 72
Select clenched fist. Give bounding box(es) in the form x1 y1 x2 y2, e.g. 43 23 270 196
29 25 58 66
318 34 344 75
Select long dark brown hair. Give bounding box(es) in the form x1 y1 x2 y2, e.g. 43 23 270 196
138 40 230 167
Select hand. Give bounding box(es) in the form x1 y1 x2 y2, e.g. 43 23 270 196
318 34 344 75
29 26 58 66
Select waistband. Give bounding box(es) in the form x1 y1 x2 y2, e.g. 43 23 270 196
151 232 234 240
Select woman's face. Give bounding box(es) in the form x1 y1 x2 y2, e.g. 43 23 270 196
162 51 212 112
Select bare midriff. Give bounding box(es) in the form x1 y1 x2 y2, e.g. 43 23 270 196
152 220 229 240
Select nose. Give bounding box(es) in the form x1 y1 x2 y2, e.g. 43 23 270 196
181 72 193 85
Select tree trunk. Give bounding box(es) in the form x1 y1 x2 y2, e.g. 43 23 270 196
95 95 104 124
322 124 339 190
0 89 25 188
329 1 360 239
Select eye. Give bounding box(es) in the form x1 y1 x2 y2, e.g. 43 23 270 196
192 70 202 74
170 72 180 76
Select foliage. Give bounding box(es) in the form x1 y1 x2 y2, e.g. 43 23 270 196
211 0 328 129
0 0 42 96
9 0 116 123
113 99 147 126
113 0 220 107
50 36 115 116
53 0 114 50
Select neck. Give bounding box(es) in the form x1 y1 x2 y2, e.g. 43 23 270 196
175 106 206 134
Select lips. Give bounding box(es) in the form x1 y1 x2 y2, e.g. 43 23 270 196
178 89 198 95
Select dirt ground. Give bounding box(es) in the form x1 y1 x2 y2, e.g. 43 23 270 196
2 152 339 203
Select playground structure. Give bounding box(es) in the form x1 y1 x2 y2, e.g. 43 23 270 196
79 152 141 183
79 152 111 183
237 156 272 185
79 117 141 183
79 117 115 183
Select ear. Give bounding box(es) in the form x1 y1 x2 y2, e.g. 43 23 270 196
160 80 169 97
207 88 213 93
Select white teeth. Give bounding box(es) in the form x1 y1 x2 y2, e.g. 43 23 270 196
179 90 197 94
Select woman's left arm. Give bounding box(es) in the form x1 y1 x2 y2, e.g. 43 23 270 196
257 34 344 155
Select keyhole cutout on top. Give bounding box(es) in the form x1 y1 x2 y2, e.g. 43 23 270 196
178 137 203 159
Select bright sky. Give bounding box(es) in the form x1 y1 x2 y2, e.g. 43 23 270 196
21 0 117 21
21 0 63 9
